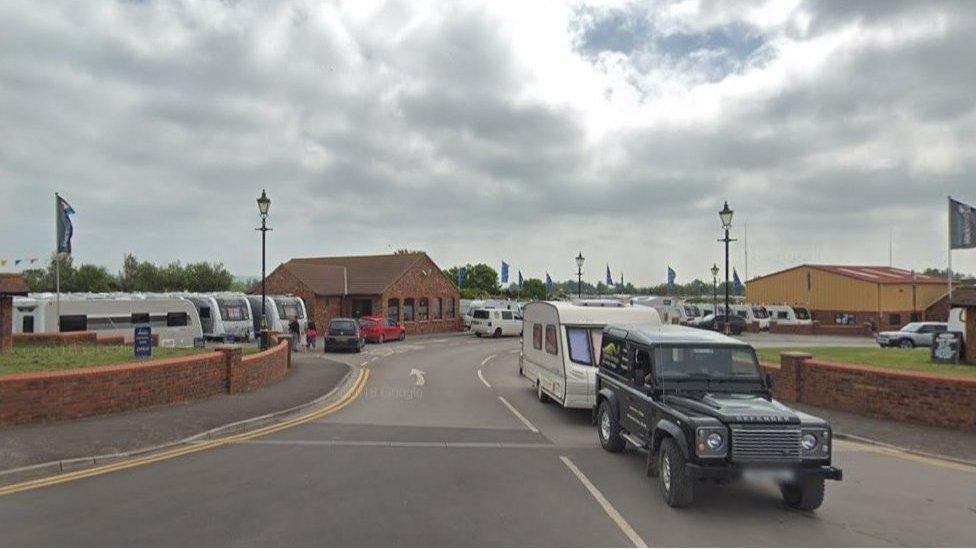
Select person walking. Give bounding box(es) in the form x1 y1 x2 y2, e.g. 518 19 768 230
288 317 301 352
306 321 317 350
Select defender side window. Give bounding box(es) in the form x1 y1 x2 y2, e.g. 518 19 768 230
633 348 652 387
599 336 629 376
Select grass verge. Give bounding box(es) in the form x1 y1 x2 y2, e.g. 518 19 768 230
755 347 976 378
0 345 257 375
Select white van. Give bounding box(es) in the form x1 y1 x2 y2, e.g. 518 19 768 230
520 302 661 408
731 304 771 331
470 308 522 337
12 293 203 347
462 299 524 330
766 305 813 325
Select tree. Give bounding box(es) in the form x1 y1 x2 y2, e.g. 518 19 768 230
519 278 548 301
444 263 499 296
21 268 48 292
72 264 116 293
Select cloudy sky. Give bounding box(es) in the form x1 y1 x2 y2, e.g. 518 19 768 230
2 0 974 285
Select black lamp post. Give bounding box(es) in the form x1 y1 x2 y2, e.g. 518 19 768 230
711 263 719 318
718 202 735 334
256 190 272 350
575 252 585 299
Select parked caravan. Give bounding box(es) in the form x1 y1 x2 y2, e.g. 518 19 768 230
183 293 254 342
949 308 967 344
630 296 694 324
245 295 271 336
12 293 202 347
244 295 308 340
766 305 813 325
731 304 771 331
574 298 625 307
520 302 662 409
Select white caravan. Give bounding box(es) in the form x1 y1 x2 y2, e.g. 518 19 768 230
470 308 523 337
731 304 771 331
183 293 255 342
574 298 625 307
766 305 813 325
520 302 662 409
244 295 308 338
630 296 694 324
12 293 202 347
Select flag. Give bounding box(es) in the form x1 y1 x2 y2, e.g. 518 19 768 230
56 193 76 254
605 264 613 286
950 197 976 249
458 266 467 287
14 259 22 266
501 261 509 284
518 270 523 287
30 258 38 264
733 269 744 294
0 260 6 267
545 272 553 294
667 266 676 291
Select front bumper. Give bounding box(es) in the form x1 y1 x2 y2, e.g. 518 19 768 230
685 463 843 482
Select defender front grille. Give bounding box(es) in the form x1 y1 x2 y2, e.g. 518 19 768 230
730 425 801 462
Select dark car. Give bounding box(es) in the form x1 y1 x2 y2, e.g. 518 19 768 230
323 318 365 353
359 316 406 343
594 324 842 509
691 313 746 335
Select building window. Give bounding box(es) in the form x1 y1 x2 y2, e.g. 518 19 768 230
417 298 429 321
834 313 856 325
403 298 415 321
432 298 442 319
445 298 455 318
545 324 558 355
888 313 901 327
387 299 400 322
533 324 543 349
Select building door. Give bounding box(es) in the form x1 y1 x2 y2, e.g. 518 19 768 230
22 316 34 333
352 298 373 318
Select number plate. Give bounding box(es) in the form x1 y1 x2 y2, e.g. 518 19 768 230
741 468 797 484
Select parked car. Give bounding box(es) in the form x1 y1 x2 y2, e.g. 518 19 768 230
359 316 406 343
323 318 365 353
595 324 842 509
470 308 522 337
689 313 746 335
876 322 947 348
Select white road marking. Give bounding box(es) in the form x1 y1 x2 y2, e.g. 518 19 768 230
477 369 491 388
497 396 539 433
409 368 427 386
360 361 369 367
559 456 648 548
238 439 558 449
480 354 496 366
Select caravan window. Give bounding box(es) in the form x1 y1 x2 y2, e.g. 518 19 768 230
131 313 150 325
60 315 87 332
275 301 304 320
545 325 558 355
217 299 250 321
167 312 189 327
566 327 593 366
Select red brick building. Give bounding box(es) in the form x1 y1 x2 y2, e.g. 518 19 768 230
0 273 29 351
257 253 461 335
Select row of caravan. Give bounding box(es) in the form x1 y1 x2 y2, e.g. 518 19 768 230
628 296 812 329
11 292 308 347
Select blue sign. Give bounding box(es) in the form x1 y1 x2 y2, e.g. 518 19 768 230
193 337 206 348
134 326 152 358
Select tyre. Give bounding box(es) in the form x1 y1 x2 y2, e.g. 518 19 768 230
899 338 915 349
399 331 405 341
597 400 626 453
493 328 502 338
378 334 385 344
658 438 695 508
781 476 825 511
537 380 551 403
475 332 482 338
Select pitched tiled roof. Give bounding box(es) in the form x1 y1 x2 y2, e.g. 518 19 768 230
0 273 29 295
750 265 948 285
281 253 427 296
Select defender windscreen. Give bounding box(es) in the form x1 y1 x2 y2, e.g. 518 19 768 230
654 346 762 381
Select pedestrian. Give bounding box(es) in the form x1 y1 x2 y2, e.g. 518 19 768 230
288 317 301 352
307 321 317 350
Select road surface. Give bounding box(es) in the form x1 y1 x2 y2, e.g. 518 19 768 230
1 336 973 546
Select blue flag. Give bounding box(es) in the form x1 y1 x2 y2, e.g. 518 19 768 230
667 266 676 291
518 270 523 287
545 272 553 294
56 194 76 254
501 261 509 284
605 264 613 286
458 266 467 287
733 268 744 294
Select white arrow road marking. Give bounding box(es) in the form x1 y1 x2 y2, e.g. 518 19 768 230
497 396 538 433
560 456 648 548
480 354 496 366
409 368 426 386
477 369 491 388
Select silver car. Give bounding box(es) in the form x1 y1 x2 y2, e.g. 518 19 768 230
876 322 948 348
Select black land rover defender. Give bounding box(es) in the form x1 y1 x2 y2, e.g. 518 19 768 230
594 324 842 509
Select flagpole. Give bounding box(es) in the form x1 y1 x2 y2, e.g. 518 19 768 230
55 192 61 332
948 196 953 299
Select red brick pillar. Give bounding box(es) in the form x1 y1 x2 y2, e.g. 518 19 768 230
278 335 293 369
0 296 12 352
217 345 244 394
966 307 976 366
778 352 811 402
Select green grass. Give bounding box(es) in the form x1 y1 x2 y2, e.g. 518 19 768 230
755 347 976 378
0 345 220 375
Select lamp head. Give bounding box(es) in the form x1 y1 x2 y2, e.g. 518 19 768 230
575 252 585 269
719 201 733 229
711 263 720 278
257 189 271 218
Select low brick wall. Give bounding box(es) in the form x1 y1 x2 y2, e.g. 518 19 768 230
0 339 291 425
761 353 976 429
402 318 462 335
768 322 873 337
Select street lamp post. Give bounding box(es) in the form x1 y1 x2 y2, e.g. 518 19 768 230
711 263 719 318
575 252 585 299
718 202 736 335
256 190 272 350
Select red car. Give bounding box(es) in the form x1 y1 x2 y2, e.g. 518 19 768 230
359 316 406 343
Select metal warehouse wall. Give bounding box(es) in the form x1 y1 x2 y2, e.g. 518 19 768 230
746 267 879 310
878 284 946 312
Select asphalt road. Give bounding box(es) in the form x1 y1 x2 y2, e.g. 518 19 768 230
1 335 973 547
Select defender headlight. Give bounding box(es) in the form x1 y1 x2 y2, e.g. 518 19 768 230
706 432 724 450
801 433 818 451
696 427 727 457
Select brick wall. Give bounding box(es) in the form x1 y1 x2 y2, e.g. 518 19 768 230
0 339 291 425
0 296 12 352
383 255 462 334
768 322 873 337
761 354 976 429
811 309 917 331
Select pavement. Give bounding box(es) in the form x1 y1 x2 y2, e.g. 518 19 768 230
1 334 975 546
0 353 350 470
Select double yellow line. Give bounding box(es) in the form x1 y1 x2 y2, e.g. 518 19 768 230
0 368 370 497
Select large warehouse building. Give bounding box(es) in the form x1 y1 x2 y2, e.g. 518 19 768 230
746 265 948 330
